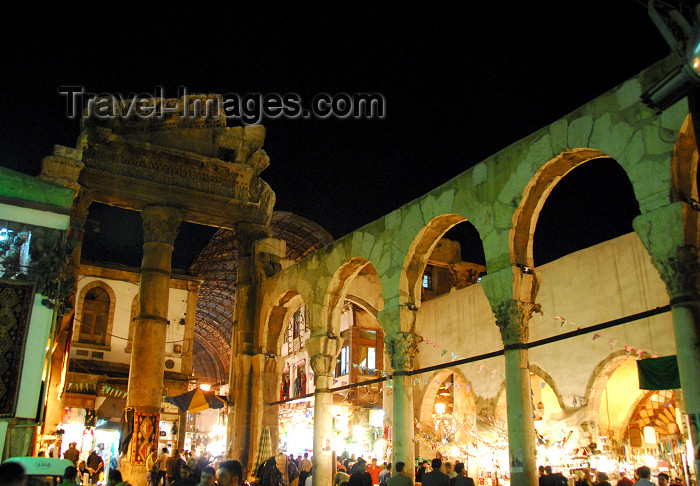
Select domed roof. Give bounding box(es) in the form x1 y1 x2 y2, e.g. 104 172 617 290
190 211 333 384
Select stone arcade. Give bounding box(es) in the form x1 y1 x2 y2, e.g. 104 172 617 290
15 59 700 486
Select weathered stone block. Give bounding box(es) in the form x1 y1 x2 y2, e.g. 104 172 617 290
567 114 593 148
549 118 568 154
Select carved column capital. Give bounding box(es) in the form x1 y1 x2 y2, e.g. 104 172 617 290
306 335 344 377
142 205 183 246
651 246 699 302
492 299 542 346
385 332 422 371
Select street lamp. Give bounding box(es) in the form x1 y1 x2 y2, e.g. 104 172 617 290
641 1 700 112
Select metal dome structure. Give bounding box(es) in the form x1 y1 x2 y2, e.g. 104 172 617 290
189 211 333 384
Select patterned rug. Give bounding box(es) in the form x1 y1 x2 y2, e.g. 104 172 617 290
131 412 159 464
0 280 34 417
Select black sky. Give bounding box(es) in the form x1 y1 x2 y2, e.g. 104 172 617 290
1 4 672 269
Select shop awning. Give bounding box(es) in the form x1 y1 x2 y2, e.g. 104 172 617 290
165 388 227 413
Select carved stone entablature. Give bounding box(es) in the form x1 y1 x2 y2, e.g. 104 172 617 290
82 135 271 203
142 206 183 246
76 97 276 229
652 246 700 301
385 332 422 371
492 299 542 346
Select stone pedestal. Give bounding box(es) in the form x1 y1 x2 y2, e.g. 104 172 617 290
123 205 182 486
385 331 421 476
307 336 343 486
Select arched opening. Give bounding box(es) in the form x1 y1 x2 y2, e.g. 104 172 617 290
402 215 486 306
586 355 686 479
323 260 388 459
416 368 476 464
533 158 641 266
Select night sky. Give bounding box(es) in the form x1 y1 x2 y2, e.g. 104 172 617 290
1 4 672 270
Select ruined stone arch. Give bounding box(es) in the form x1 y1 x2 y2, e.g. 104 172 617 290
583 349 644 424
528 363 566 412
418 367 476 424
400 214 470 306
264 289 305 356
322 258 381 336
510 148 613 270
74 279 117 349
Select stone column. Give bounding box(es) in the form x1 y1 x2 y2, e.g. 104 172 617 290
247 354 283 475
634 205 700 474
39 149 87 440
226 224 273 467
492 299 540 486
385 332 421 476
307 335 344 486
124 205 182 486
227 355 253 464
647 246 700 473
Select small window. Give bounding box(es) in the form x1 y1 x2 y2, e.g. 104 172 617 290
76 349 88 357
422 272 432 289
91 351 104 360
80 287 110 346
335 346 350 377
358 330 377 341
358 346 376 375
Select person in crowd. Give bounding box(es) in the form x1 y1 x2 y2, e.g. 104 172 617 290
633 466 654 486
443 462 456 479
62 466 79 486
171 465 197 486
305 467 313 486
336 459 347 474
367 458 381 485
656 472 669 486
158 447 170 486
416 460 428 483
546 466 567 486
422 458 450 486
335 468 351 485
348 459 372 486
540 466 551 486
199 466 217 486
595 472 612 486
378 463 392 486
186 457 201 483
87 448 105 484
0 462 26 486
167 449 186 485
108 469 130 486
299 467 311 486
387 462 412 486
300 453 312 473
78 460 90 484
449 463 474 486
64 442 80 465
616 470 633 486
217 460 243 486
146 447 161 486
